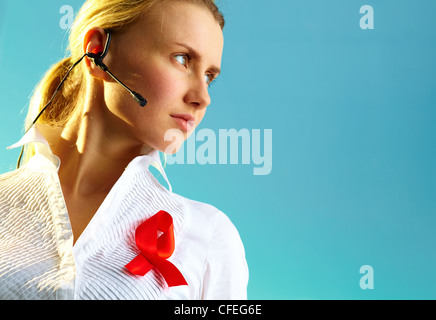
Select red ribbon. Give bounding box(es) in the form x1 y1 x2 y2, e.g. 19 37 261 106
125 210 188 287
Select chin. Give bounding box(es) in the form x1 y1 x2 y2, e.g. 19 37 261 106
160 128 187 155
161 142 183 155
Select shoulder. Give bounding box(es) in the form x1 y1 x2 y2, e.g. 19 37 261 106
171 193 249 299
171 192 242 244
0 168 27 202
0 166 46 193
0 165 52 216
0 160 50 187
0 167 20 183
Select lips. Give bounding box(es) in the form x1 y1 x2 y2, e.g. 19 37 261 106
170 114 196 133
171 113 195 123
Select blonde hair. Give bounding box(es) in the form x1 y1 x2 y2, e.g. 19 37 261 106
20 0 224 166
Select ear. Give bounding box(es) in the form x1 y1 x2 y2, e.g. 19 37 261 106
83 27 111 81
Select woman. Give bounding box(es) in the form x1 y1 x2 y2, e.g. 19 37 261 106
0 0 248 300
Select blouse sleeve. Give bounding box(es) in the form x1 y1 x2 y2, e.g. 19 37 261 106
200 211 249 300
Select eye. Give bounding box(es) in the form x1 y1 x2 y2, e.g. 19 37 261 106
174 54 189 68
205 73 217 87
174 54 217 87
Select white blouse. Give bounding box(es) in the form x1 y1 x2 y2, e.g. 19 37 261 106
0 125 248 300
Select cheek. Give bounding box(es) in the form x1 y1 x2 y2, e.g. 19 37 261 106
134 64 190 151
139 61 182 106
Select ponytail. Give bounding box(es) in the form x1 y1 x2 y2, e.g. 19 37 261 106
25 57 84 130
20 57 84 166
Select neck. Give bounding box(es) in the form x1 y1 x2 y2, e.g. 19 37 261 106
52 84 153 197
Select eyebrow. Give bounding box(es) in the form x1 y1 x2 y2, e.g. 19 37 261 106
174 42 221 75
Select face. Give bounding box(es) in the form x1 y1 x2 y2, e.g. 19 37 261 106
99 1 224 154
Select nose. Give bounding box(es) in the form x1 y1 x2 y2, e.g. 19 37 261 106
184 75 211 108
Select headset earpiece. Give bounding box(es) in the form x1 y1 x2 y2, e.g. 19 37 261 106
85 30 147 107
91 45 104 54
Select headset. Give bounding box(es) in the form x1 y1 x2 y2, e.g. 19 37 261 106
16 29 147 168
85 29 147 107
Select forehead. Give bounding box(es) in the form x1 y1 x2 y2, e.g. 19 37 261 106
138 1 224 63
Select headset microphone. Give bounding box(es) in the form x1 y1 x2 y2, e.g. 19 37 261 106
86 30 147 107
87 52 147 107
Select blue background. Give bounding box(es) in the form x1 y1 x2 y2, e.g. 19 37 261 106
1 0 435 299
